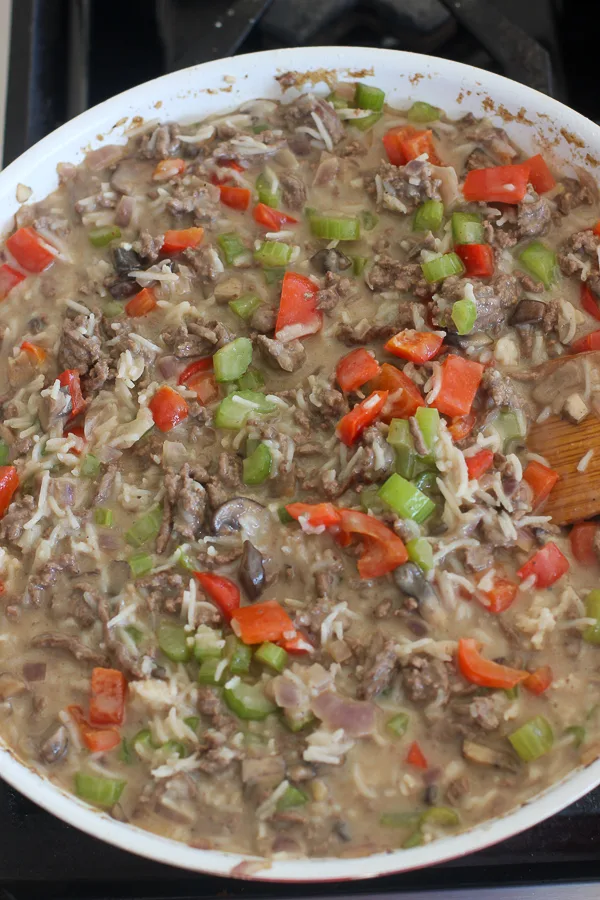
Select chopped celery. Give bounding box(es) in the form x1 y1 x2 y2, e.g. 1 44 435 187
495 409 526 450
194 626 224 662
387 418 412 449
119 739 132 765
415 407 439 454
421 806 460 827
157 622 192 663
125 505 162 547
354 82 385 111
104 300 123 318
414 200 444 233
254 241 293 267
229 293 263 320
388 419 416 480
125 625 144 645
0 440 10 465
94 507 113 527
213 337 253 383
564 725 586 749
88 225 121 248
407 101 440 123
256 172 280 208
421 252 465 283
380 811 422 829
361 210 379 231
80 454 101 478
352 255 368 276
133 729 156 755
351 111 382 131
198 657 227 686
326 91 350 110
277 785 309 810
252 123 269 133
412 471 440 499
309 215 360 241
162 740 187 758
387 712 409 737
378 473 436 523
174 545 196 572
184 716 200 732
451 298 477 335
451 211 483 245
243 442 272 485
214 391 276 430
217 232 246 266
406 537 434 572
278 505 295 524
223 681 276 720
255 641 288 673
263 266 286 285
403 830 424 849
128 551 153 578
583 590 600 644
75 772 125 807
283 708 315 732
508 715 554 762
518 241 557 289
225 635 252 675
237 368 265 391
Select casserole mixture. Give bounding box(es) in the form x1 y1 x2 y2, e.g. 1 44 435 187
0 78 600 857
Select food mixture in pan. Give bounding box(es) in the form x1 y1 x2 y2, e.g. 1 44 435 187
1 78 600 859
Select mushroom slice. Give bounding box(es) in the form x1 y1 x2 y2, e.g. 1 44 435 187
462 739 520 772
211 497 267 535
40 725 69 764
238 540 266 601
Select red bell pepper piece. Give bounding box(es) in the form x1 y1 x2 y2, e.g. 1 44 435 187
523 460 559 508
68 705 120 753
58 370 86 418
448 413 476 443
517 542 569 589
279 631 314 655
275 271 322 343
149 385 189 432
570 521 598 566
432 355 484 418
211 160 245 184
152 158 186 181
457 638 529 689
0 264 26 300
383 126 440 165
231 600 297 645
89 667 127 726
64 424 85 456
125 287 157 318
178 357 218 405
462 163 530 204
383 125 417 166
406 741 428 770
336 390 388 446
162 227 204 255
523 665 553 696
465 449 494 480
195 572 241 621
20 341 47 365
572 329 600 353
384 329 444 364
336 348 381 393
525 154 556 194
0 466 19 518
580 283 600 321
337 508 408 579
370 363 425 421
6 227 55 273
285 502 341 530
594 222 600 237
252 203 298 231
455 243 494 277
219 185 251 211
480 577 518 614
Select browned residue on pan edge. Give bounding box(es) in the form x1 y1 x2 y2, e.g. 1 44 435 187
560 127 585 149
275 67 374 91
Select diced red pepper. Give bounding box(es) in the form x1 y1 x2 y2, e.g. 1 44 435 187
481 577 518 614
64 424 85 455
68 705 120 753
517 541 569 589
337 508 408 579
6 227 55 273
384 329 444 364
0 466 19 518
335 348 381 393
20 341 47 365
125 287 157 318
523 460 559 508
383 125 440 165
594 222 600 237
370 363 425 421
580 283 600 321
195 572 241 620
252 203 298 231
336 390 388 446
89 667 127 726
178 357 218 405
432 355 484 418
58 370 86 419
275 271 322 343
219 185 251 211
406 741 428 770
572 329 600 354
383 125 417 166
0 264 26 300
525 154 556 194
457 638 528 689
462 163 530 204
448 413 476 443
523 665 553 696
570 521 598 566
285 502 341 530
231 600 297 645
162 227 204 255
211 160 245 184
149 385 188 432
153 158 186 181
455 243 494 277
279 631 314 655
465 449 494 480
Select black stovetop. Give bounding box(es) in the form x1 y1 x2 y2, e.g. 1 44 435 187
3 1 600 896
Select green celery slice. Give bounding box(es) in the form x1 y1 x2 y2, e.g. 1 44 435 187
125 506 162 547
407 101 440 123
310 215 360 241
406 537 434 572
255 641 288 672
254 241 292 267
378 473 436 523
256 172 280 208
213 337 253 383
75 772 125 807
451 298 477 335
198 657 228 685
508 715 554 762
277 785 309 810
421 252 465 283
214 391 276 430
414 200 444 233
217 232 246 266
224 681 276 720
354 82 385 111
128 551 153 578
89 225 121 248
451 211 483 245
243 442 272 485
387 712 409 737
157 622 192 663
518 241 557 289
229 293 263 320
225 635 252 675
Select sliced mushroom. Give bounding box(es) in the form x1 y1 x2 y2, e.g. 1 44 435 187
239 540 266 600
462 739 520 772
39 725 69 764
212 497 267 535
393 563 445 627
0 672 28 701
112 246 142 275
510 299 545 325
310 248 351 274
214 277 244 303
